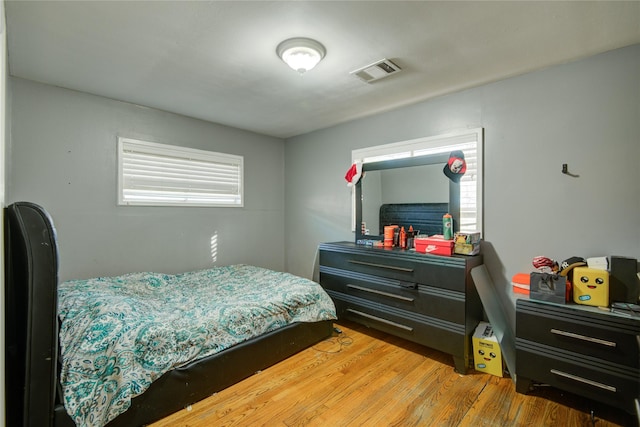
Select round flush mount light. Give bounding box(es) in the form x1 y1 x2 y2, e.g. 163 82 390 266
276 37 326 74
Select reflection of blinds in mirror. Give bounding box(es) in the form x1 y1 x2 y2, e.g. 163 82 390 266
458 146 478 232
361 152 411 163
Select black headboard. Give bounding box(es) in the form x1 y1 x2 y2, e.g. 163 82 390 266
5 202 59 427
378 202 449 236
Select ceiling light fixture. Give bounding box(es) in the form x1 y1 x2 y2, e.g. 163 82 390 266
276 37 326 74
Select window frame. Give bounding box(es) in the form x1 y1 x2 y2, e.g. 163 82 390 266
117 137 244 207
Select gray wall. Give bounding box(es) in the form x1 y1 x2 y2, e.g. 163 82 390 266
285 44 640 314
6 45 639 308
8 78 286 282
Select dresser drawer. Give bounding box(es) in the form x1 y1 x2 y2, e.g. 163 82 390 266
319 248 466 292
320 265 465 325
329 292 465 358
516 299 640 368
517 339 639 414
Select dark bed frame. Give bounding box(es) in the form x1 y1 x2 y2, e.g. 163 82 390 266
4 202 333 427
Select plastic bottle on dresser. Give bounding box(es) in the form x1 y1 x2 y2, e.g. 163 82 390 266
443 213 453 240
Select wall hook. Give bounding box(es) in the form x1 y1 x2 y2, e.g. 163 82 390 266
562 163 579 178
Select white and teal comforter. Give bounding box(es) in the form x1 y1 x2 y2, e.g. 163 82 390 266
58 264 336 427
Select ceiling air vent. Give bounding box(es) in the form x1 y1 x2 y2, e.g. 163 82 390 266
351 59 401 83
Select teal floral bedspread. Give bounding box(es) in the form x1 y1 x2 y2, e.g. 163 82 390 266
58 264 336 427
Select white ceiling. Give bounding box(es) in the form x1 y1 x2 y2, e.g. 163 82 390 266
4 1 640 139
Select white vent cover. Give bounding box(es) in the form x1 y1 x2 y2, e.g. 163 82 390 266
351 59 401 83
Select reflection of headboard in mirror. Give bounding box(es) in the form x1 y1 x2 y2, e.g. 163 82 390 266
378 203 449 236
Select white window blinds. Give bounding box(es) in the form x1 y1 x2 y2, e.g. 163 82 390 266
117 137 243 207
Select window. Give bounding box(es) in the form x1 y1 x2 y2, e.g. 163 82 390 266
352 128 483 233
117 137 243 207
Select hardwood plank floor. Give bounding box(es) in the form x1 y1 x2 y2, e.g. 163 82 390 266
150 321 635 427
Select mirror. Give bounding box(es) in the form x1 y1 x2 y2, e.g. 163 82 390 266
355 153 459 242
360 158 452 236
353 129 483 244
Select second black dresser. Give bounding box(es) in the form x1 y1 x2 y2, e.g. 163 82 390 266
516 298 640 416
319 241 483 374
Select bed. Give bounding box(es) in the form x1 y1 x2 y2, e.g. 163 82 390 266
4 202 336 427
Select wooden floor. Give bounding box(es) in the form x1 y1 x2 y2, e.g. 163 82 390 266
151 320 634 427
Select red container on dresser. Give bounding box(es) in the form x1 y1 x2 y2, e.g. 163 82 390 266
414 235 454 256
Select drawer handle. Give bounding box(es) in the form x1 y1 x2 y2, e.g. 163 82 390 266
347 284 415 302
550 369 617 393
550 329 617 347
348 259 414 273
346 309 413 331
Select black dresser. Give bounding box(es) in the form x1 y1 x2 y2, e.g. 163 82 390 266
318 241 483 373
516 298 640 416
